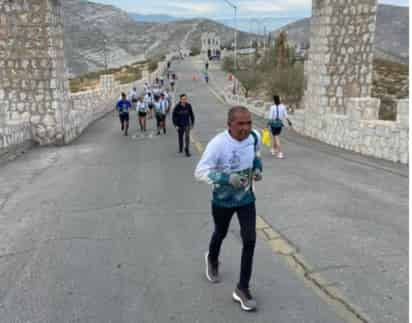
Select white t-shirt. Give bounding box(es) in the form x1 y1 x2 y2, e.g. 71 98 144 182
128 89 138 101
144 94 153 107
267 104 288 120
136 101 147 112
194 130 261 208
195 130 261 183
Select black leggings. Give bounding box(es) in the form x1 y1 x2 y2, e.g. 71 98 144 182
177 126 190 152
209 202 256 289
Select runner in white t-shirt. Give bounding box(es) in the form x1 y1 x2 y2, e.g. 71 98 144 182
266 95 292 159
136 97 148 132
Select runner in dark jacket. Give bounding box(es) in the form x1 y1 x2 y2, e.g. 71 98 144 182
172 94 195 157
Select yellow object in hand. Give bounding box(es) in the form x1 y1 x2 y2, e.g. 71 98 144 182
262 128 271 147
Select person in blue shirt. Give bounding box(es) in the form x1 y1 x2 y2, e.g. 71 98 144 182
116 92 132 136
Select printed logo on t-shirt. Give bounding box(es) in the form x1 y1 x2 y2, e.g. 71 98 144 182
229 150 241 170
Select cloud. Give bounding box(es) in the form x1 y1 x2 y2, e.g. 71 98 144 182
166 1 219 14
240 1 283 13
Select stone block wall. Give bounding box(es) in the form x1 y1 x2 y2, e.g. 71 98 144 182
0 121 32 150
0 0 67 146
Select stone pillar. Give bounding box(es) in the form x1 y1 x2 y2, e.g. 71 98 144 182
396 99 409 127
304 0 378 116
0 0 67 145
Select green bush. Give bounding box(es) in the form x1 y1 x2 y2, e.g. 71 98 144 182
190 47 201 56
222 56 235 73
148 60 159 72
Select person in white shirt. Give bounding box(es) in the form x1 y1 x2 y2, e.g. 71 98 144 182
136 97 148 132
153 95 168 135
143 92 154 119
144 82 151 94
128 87 138 106
194 106 263 312
266 95 292 159
163 89 172 117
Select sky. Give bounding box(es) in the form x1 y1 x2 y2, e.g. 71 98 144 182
94 0 409 18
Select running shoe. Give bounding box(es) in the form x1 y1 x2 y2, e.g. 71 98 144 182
232 287 257 311
204 252 220 283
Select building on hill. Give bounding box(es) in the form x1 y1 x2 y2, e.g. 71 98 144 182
201 32 221 60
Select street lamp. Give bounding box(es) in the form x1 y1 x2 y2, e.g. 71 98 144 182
222 0 237 71
103 38 108 70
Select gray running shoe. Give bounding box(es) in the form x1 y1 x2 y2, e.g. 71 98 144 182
204 252 220 283
232 287 257 311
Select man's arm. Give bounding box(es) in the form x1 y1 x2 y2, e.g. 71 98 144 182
194 139 230 185
284 106 293 127
251 130 263 172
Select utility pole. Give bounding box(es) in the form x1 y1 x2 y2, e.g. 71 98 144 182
223 0 238 71
103 38 108 70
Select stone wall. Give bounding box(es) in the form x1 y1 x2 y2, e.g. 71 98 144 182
0 0 67 146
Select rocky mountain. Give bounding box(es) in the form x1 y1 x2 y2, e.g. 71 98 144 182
272 4 409 64
62 0 257 77
128 13 180 23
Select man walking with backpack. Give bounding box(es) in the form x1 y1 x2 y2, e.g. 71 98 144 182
194 106 263 312
172 94 195 157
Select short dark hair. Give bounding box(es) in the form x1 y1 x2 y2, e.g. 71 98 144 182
180 94 187 99
228 106 250 123
273 95 281 105
121 92 126 98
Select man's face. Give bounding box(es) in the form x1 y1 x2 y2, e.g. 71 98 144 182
228 111 252 141
180 96 188 105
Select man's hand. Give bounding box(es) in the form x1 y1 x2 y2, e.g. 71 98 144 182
229 174 249 189
253 169 263 182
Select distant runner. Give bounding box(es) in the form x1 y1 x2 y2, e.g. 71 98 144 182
266 95 292 158
154 95 167 135
144 92 154 119
194 106 262 312
136 96 147 133
128 87 138 107
116 92 132 136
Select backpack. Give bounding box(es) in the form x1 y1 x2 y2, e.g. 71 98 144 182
269 105 284 128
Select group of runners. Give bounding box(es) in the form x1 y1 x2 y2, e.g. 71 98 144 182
115 70 195 157
116 76 175 137
116 58 293 311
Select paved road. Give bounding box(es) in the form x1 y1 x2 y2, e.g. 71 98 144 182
0 58 407 323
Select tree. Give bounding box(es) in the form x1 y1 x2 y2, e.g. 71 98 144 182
273 31 291 69
222 56 235 73
190 47 201 56
236 69 260 98
266 61 304 110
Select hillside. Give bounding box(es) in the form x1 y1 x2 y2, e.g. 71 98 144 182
128 13 180 23
272 4 409 64
62 0 257 77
